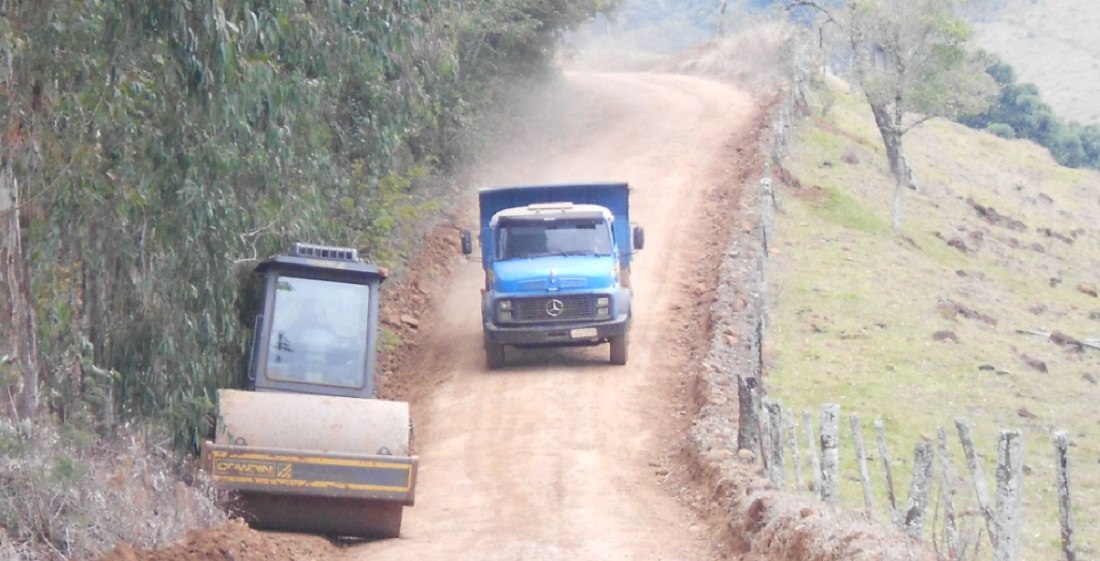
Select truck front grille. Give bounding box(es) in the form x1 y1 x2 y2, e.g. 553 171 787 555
514 295 595 322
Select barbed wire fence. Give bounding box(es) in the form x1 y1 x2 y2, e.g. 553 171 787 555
736 59 1079 561
737 396 1079 561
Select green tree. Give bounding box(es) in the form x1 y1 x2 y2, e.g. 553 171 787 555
960 54 1100 169
793 0 995 230
1 11 42 423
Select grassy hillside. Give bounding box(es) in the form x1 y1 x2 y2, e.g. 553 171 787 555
765 77 1099 559
971 0 1100 125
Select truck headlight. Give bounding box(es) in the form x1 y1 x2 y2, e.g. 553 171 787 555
497 299 513 322
596 296 610 320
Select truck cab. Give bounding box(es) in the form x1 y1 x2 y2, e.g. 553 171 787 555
461 183 643 368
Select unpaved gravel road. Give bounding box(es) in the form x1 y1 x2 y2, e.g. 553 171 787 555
350 71 757 561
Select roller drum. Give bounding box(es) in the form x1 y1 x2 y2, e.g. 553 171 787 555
209 389 413 538
215 389 410 455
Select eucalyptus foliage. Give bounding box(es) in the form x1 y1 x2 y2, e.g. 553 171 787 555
1 0 615 450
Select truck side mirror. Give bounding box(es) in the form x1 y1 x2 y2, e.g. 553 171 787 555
632 226 645 250
460 230 473 255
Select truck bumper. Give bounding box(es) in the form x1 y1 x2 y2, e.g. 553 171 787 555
484 315 630 347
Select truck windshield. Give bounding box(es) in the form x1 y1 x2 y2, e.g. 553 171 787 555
498 220 613 260
264 276 369 388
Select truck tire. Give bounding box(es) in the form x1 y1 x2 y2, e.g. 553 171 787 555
486 343 506 369
609 334 628 365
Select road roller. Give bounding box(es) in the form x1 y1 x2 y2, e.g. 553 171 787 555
200 243 416 538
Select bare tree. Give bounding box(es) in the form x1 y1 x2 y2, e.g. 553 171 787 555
789 0 995 230
717 0 729 37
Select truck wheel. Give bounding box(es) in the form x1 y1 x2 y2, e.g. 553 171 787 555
609 334 628 365
486 343 506 369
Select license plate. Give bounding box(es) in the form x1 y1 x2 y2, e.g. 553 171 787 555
570 327 598 339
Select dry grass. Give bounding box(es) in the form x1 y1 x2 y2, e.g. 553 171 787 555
659 20 798 94
0 420 224 560
765 76 1100 559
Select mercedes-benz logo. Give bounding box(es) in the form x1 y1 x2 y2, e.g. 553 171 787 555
545 299 564 317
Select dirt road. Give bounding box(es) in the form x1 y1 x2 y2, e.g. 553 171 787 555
353 71 757 561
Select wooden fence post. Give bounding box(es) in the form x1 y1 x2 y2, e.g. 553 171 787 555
1053 431 1076 561
804 410 822 497
956 417 997 546
737 374 761 456
765 398 785 488
875 418 899 525
902 438 934 540
788 413 803 494
820 404 840 507
850 415 874 518
937 427 959 557
993 430 1023 561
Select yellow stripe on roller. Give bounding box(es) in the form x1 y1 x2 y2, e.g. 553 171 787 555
209 448 415 494
214 474 413 494
209 449 409 470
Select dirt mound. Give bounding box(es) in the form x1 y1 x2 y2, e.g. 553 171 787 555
375 217 470 405
94 519 341 561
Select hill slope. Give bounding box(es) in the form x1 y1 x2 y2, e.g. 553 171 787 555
971 0 1100 125
767 76 1100 559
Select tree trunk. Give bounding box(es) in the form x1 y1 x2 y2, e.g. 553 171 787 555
716 0 728 37
0 47 41 422
869 101 908 230
1 154 40 421
892 156 907 231
869 102 902 175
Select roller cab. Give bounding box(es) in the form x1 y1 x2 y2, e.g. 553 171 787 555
201 243 416 538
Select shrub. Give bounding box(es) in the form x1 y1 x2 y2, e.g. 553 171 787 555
985 123 1016 139
0 420 224 560
960 52 1100 169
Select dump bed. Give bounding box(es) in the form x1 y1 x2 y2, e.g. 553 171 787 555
478 182 633 267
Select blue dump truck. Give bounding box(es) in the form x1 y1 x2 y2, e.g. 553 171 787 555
460 183 644 368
